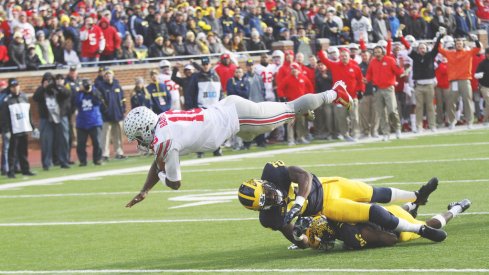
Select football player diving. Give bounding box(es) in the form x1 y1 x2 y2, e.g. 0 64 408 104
124 81 352 208
237 161 447 249
293 198 471 251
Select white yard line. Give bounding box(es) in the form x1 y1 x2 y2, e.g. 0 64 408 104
0 268 488 273
1 179 488 199
0 125 487 191
0 212 487 227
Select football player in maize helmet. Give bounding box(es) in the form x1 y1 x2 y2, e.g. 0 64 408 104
238 161 447 249
293 198 471 251
124 81 353 208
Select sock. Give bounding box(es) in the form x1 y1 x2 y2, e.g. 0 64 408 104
395 218 422 233
290 93 331 115
431 214 447 228
390 188 417 202
448 205 463 216
410 114 417 131
403 202 417 211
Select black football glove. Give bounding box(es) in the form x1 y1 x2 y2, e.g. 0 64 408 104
284 204 302 224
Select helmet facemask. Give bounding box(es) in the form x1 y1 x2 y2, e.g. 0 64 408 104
260 182 283 210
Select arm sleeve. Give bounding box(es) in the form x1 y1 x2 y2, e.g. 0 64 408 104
386 39 392 56
164 149 181 182
359 37 367 51
399 36 411 51
317 50 333 68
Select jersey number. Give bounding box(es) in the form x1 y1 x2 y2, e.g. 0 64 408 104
89 33 97 46
260 71 273 83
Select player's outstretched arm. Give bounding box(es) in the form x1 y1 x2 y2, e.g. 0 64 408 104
284 166 313 224
126 160 160 208
280 223 310 249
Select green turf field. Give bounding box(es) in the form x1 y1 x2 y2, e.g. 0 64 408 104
1 128 489 273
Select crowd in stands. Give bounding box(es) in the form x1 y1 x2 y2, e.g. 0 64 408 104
1 0 489 178
0 0 489 69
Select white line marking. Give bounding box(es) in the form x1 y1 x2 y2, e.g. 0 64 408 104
0 269 488 273
0 212 486 227
1 125 486 190
1 179 488 199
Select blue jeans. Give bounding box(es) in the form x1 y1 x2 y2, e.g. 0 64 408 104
76 126 102 164
40 117 70 168
1 131 10 173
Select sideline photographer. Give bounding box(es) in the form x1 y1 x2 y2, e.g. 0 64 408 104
74 79 104 166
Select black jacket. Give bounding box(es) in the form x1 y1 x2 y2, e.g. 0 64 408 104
409 36 442 81
476 58 489 87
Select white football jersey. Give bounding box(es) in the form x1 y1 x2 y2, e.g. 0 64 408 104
255 63 277 101
158 73 181 110
153 105 239 181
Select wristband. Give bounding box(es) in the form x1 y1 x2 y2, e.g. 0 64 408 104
158 171 166 182
295 196 306 207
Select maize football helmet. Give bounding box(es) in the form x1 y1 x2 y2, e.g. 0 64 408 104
305 215 336 251
238 179 283 211
123 106 159 151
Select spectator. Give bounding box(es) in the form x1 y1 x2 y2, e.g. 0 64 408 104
313 62 334 140
63 39 80 66
0 80 10 175
0 30 9 66
205 7 223 37
279 62 313 145
439 36 481 129
372 11 391 42
184 31 201 55
171 63 197 110
12 12 35 45
148 34 165 58
126 6 148 43
0 79 35 178
169 12 188 38
158 60 181 110
75 79 103 166
292 25 313 59
262 27 275 50
131 77 151 109
33 73 72 170
403 34 443 132
50 32 65 65
146 69 172 114
9 32 26 70
476 47 489 126
147 12 168 45
34 31 54 65
321 10 340 45
119 36 137 61
455 6 471 38
162 37 176 57
405 7 427 39
463 0 479 32
435 54 450 127
134 35 148 62
215 53 237 95
366 46 404 140
207 32 225 53
358 50 377 138
172 34 187 56
351 9 372 43
98 70 126 161
220 7 236 36
99 17 121 62
80 17 105 65
248 29 266 52
26 44 42 70
196 32 210 54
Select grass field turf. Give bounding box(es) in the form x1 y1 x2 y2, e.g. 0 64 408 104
0 128 488 273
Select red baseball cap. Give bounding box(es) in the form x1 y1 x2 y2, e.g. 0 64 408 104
339 47 350 54
285 50 294 56
220 53 230 60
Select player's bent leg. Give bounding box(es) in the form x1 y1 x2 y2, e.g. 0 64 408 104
225 95 296 141
288 92 336 115
322 198 372 223
426 199 471 229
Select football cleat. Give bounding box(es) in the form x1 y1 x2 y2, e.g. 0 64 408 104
418 225 447 242
414 177 439 206
447 199 471 213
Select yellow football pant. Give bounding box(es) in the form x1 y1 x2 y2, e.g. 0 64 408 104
318 177 374 223
385 205 424 242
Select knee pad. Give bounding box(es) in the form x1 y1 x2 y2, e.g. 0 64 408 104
371 187 392 203
369 204 399 230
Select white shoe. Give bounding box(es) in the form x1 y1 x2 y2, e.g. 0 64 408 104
395 130 401 139
467 124 473 129
382 134 390 141
298 137 310 144
448 122 456 130
344 136 356 142
288 141 296 146
336 135 344 140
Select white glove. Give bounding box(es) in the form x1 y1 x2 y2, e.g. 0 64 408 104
287 244 300 250
31 128 40 139
475 72 484 79
470 33 478 41
158 171 166 184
